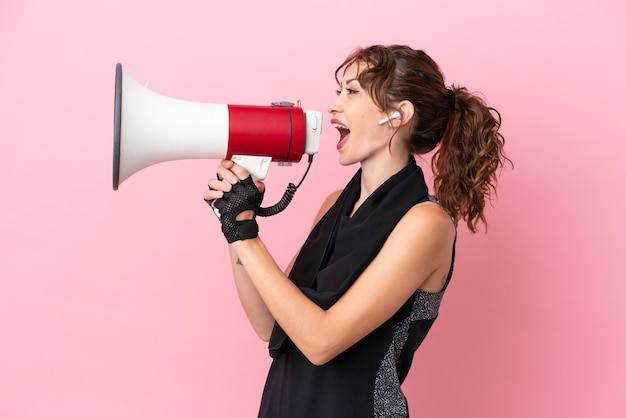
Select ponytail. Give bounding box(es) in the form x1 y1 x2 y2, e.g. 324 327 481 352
432 87 509 233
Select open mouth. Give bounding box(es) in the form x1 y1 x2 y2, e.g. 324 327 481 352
332 121 350 149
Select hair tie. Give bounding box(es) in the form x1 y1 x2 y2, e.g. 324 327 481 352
447 88 456 111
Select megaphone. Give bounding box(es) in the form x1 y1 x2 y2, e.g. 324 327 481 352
113 63 323 214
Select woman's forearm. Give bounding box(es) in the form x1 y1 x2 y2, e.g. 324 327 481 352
228 245 275 341
232 237 331 364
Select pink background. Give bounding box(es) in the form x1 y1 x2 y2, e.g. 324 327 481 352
1 0 625 417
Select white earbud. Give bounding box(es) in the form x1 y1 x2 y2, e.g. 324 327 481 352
378 111 402 125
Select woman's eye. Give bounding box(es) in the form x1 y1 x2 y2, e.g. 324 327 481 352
335 88 359 96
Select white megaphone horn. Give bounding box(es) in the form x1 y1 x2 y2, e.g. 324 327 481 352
113 63 323 215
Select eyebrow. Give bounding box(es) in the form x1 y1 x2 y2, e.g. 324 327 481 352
339 78 359 87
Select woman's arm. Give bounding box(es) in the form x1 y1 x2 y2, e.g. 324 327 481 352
232 202 455 366
228 245 275 341
208 159 342 342
207 161 455 365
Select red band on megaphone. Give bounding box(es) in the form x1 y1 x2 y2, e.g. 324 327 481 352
226 105 306 162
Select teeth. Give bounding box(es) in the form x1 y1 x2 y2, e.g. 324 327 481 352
332 123 349 130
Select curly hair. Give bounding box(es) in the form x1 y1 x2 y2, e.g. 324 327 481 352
335 45 510 232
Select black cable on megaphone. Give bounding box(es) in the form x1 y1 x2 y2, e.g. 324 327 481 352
257 154 314 217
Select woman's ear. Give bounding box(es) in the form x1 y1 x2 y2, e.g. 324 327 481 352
396 100 415 126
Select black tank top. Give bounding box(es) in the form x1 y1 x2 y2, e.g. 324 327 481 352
260 157 455 417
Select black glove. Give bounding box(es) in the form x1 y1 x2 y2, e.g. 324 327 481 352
213 176 264 243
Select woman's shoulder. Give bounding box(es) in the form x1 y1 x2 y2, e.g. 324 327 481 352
322 190 343 209
399 199 456 241
311 190 342 226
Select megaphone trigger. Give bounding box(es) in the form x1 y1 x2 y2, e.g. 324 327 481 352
231 155 273 181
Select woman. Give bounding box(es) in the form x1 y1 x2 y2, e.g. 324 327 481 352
204 45 508 417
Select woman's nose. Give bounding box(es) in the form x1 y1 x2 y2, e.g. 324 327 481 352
327 100 340 115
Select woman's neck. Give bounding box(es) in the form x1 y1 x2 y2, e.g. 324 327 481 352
351 150 411 215
360 151 410 193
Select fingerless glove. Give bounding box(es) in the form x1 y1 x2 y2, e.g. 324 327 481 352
213 176 263 243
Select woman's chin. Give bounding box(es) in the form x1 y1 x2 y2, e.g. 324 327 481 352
337 151 358 167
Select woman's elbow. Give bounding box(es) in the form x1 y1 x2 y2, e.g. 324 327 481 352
257 329 272 342
250 320 274 342
301 339 341 366
306 352 332 366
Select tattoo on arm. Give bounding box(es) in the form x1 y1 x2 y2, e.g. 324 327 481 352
236 257 243 266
